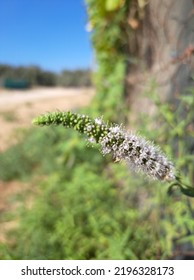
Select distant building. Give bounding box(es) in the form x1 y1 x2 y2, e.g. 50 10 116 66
3 78 30 89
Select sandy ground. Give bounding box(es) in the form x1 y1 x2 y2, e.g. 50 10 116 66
0 87 95 151
0 87 95 243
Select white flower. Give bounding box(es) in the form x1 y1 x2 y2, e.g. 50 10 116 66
99 126 175 181
94 118 103 125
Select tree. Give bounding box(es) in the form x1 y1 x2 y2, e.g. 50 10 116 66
125 0 194 115
86 0 194 259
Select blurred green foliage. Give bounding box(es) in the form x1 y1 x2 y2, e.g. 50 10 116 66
57 69 92 87
85 0 131 122
1 0 194 260
7 167 167 260
1 87 194 260
0 127 63 181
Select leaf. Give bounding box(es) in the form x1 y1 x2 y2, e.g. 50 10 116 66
179 95 194 106
105 0 124 11
180 187 194 198
168 182 194 198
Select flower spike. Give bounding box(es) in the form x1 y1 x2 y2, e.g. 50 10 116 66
32 111 175 182
32 111 194 197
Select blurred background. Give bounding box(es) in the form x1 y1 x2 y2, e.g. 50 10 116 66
0 0 194 260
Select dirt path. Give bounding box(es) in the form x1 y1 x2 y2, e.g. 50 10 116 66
0 87 95 151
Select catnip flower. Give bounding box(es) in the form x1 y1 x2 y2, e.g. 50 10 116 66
32 111 175 181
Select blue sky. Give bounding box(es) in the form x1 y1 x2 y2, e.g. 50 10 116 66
0 0 92 72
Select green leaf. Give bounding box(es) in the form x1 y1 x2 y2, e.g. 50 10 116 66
179 95 194 106
105 0 124 11
168 181 194 198
180 187 194 198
